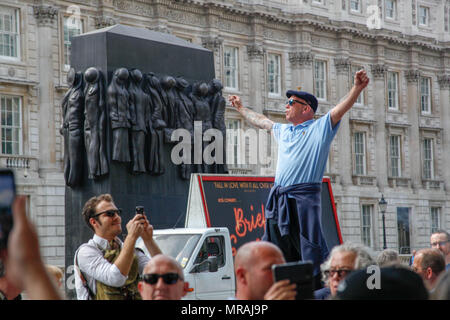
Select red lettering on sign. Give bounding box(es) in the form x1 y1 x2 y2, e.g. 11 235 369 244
233 205 266 239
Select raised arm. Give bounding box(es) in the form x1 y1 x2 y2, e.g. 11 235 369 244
330 69 369 127
228 95 274 131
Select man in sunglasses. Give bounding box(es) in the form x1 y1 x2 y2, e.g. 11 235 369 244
138 254 189 300
229 70 369 289
74 193 162 300
430 230 450 271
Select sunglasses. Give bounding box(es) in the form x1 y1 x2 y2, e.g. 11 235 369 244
324 268 352 278
92 208 122 219
287 98 310 107
142 273 182 285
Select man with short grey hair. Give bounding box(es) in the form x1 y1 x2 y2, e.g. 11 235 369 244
430 230 450 271
376 249 400 267
315 242 376 299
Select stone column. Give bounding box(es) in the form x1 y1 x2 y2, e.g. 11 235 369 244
33 5 58 173
334 57 352 187
247 44 265 113
438 74 450 191
371 63 388 191
405 69 421 191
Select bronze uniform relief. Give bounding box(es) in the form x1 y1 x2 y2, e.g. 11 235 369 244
108 68 132 163
83 67 109 179
61 68 85 187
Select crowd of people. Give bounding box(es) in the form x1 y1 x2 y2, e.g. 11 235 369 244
0 193 448 300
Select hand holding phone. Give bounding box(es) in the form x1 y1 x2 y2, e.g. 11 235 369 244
135 206 144 216
272 261 314 300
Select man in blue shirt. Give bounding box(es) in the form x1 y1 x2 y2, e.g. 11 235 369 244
228 69 369 289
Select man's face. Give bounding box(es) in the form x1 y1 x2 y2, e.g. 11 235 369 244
412 254 427 279
246 247 285 300
91 200 122 239
139 259 186 300
328 251 356 296
430 233 450 256
285 97 314 125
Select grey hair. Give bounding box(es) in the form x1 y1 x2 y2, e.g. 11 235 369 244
320 242 376 285
376 249 400 267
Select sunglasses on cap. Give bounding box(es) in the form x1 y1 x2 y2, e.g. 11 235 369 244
142 273 182 285
92 208 122 219
287 98 310 107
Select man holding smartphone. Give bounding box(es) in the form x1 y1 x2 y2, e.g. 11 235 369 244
74 194 162 300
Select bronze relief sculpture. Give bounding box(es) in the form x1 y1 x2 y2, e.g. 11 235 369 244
61 68 85 187
83 67 109 179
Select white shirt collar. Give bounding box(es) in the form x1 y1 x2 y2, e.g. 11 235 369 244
93 234 122 250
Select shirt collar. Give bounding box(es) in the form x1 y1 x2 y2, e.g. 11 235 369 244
93 234 122 250
290 119 314 130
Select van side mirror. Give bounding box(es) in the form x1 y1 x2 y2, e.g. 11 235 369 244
207 256 218 272
190 256 219 273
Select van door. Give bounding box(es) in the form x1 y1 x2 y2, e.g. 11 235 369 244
190 235 234 299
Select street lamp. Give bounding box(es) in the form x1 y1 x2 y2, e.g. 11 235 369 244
379 194 388 250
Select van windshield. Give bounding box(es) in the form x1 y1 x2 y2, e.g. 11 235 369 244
153 233 201 269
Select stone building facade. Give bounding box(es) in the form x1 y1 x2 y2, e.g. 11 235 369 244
0 0 449 273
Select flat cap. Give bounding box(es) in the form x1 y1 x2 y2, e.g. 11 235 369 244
286 90 318 113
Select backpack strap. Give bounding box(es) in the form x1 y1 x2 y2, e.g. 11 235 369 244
74 247 96 300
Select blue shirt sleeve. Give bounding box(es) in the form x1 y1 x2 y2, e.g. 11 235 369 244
272 123 282 142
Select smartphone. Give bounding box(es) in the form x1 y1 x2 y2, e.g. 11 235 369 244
135 206 144 216
272 260 314 300
0 169 16 250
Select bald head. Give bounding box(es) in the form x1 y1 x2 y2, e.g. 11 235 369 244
234 241 285 300
138 254 188 300
235 241 284 269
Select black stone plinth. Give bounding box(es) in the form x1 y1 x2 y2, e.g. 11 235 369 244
65 25 215 299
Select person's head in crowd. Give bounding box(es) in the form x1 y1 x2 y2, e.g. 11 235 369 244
45 265 64 289
81 193 122 241
376 249 400 267
430 230 450 266
234 241 296 300
430 270 450 300
335 265 428 300
412 248 445 291
138 254 189 300
320 242 376 297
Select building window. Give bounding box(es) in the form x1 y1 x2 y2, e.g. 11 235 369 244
0 95 22 155
226 119 241 166
0 6 20 59
422 138 434 179
418 6 429 26
351 65 364 104
430 207 440 234
385 0 396 19
63 16 83 68
224 46 239 91
387 72 399 110
361 204 373 247
420 77 431 114
354 132 366 175
267 53 281 96
314 60 327 100
389 135 401 177
350 0 361 12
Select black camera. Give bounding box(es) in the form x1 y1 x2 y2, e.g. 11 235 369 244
0 169 16 250
135 206 144 215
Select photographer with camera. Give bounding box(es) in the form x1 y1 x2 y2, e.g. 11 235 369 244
74 194 161 300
